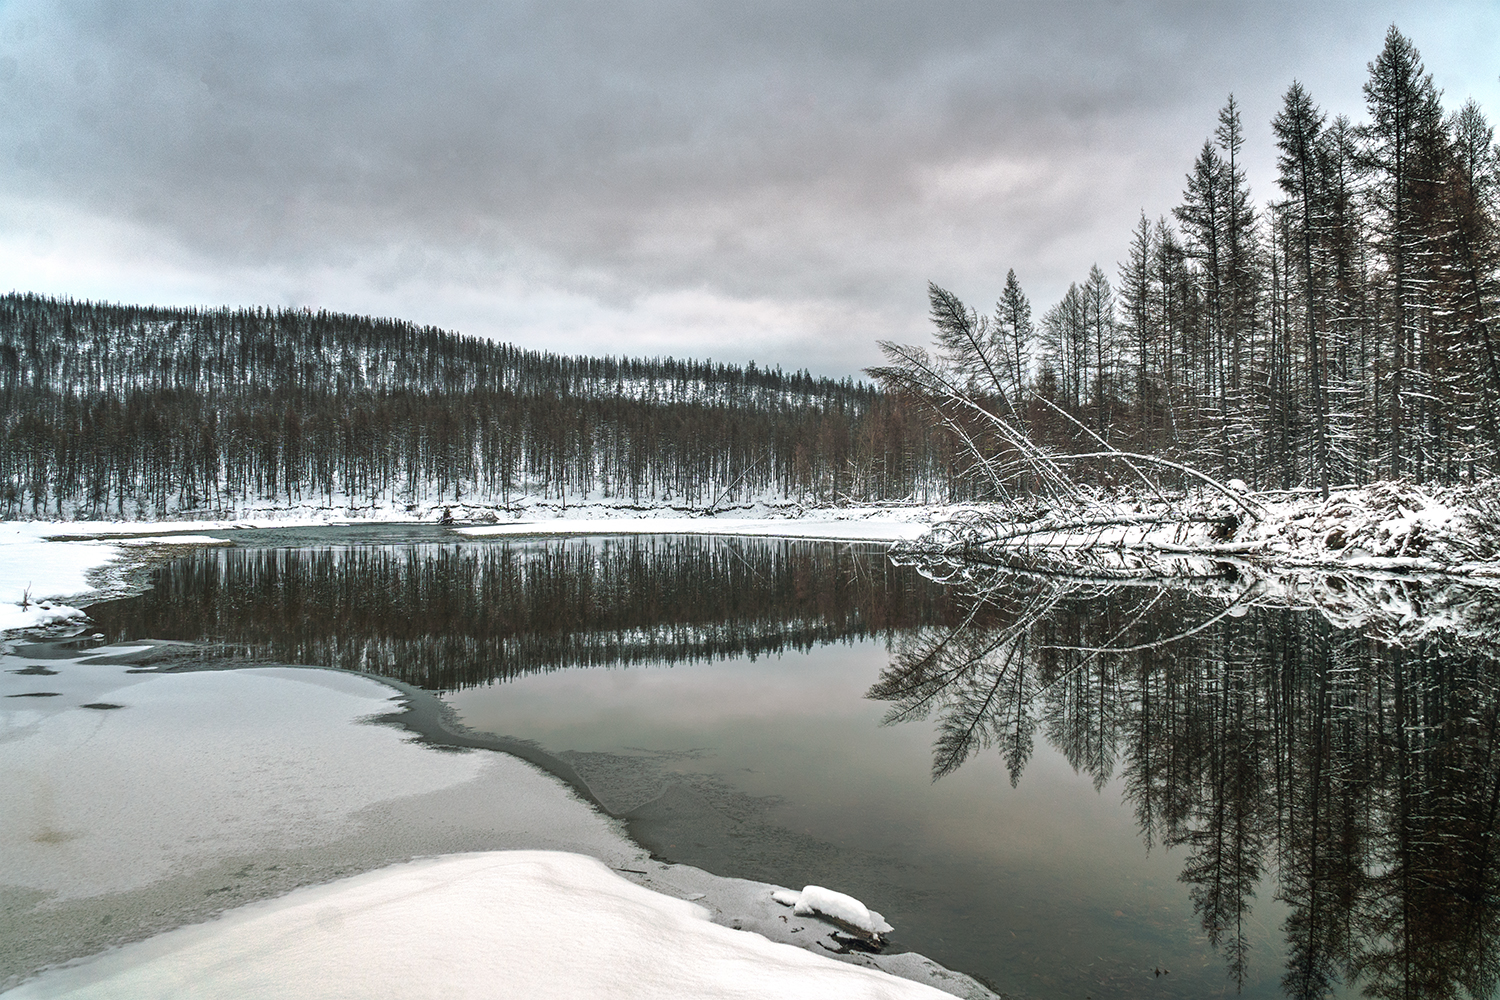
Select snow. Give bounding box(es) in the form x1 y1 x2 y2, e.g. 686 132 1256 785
112 535 236 547
0 525 121 633
4 852 950 1000
0 645 997 999
0 525 245 635
2 482 954 528
776 886 894 939
903 480 1500 578
2 666 484 900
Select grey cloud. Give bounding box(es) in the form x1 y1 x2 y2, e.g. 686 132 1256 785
0 0 1486 374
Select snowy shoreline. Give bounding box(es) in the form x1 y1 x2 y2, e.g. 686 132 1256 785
891 480 1500 580
7 480 1500 639
7 479 1500 654
4 484 1497 996
0 638 997 999
0 519 1000 999
0 504 938 635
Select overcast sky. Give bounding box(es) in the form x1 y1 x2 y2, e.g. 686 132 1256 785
1 2 1496 377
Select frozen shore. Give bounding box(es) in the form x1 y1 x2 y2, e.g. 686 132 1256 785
5 482 1498 996
0 504 940 634
8 479 1499 636
894 480 1500 578
0 522 996 999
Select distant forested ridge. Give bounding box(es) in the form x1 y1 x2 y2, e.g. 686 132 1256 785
884 26 1500 496
0 293 957 518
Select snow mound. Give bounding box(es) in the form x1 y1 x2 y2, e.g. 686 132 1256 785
0 525 121 633
775 885 894 939
6 852 945 1000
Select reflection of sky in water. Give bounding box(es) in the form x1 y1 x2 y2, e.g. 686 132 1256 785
449 641 1290 999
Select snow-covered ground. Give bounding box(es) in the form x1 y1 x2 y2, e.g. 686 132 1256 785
904 480 1500 577
6 852 952 1000
10 486 947 529
0 525 125 633
455 509 936 543
0 637 994 998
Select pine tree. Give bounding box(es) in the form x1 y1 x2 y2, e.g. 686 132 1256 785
993 269 1035 426
1360 25 1445 479
1273 81 1332 496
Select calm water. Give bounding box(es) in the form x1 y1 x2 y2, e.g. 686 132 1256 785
87 532 1500 1000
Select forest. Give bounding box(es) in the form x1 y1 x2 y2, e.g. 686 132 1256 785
876 26 1500 498
2 27 1496 518
0 294 955 518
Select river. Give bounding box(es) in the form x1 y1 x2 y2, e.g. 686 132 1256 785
73 529 1500 999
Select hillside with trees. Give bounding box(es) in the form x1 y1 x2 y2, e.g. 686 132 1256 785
0 294 957 519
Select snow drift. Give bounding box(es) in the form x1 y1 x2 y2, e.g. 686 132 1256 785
6 852 947 1000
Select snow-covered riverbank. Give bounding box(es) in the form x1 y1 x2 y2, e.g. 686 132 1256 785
4 483 1497 997
6 851 960 1000
0 518 997 999
901 480 1500 577
0 640 994 998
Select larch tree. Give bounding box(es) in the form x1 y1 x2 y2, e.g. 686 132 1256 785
1119 213 1158 451
994 269 1035 427
1175 140 1232 474
1273 81 1332 497
1360 25 1445 479
1083 264 1117 441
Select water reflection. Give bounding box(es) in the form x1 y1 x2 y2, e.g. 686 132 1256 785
87 535 956 688
881 553 1500 999
84 535 1500 998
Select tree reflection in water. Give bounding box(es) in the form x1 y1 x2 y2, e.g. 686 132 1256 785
874 553 1500 999
88 535 958 689
88 536 1500 997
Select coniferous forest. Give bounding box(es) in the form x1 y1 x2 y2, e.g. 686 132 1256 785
2 27 1496 518
914 27 1500 495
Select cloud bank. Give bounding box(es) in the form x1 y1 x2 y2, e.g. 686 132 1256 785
1 1 1494 375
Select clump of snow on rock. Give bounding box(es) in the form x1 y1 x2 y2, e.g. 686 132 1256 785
774 886 893 940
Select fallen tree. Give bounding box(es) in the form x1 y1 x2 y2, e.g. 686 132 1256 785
869 284 1500 577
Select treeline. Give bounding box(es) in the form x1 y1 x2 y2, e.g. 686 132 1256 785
0 294 960 518
925 26 1500 493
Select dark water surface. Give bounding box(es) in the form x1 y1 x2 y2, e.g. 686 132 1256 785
87 531 1500 1000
